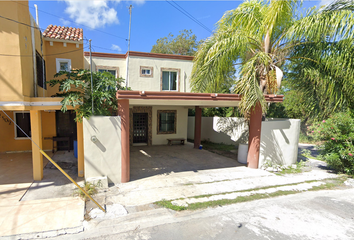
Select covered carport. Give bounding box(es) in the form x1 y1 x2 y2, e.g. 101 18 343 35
117 91 284 183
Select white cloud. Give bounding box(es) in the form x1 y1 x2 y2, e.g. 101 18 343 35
64 0 119 29
111 44 122 52
59 18 71 26
319 0 335 7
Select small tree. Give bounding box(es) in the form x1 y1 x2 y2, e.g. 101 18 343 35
151 29 200 56
47 69 127 121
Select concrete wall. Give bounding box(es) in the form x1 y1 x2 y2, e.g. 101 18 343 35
83 116 121 184
188 117 248 145
85 55 193 92
259 119 301 168
152 106 188 145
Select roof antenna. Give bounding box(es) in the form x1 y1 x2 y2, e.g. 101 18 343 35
125 5 133 89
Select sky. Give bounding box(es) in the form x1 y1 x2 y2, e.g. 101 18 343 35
27 0 334 54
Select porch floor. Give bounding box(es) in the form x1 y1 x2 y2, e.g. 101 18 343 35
0 152 84 237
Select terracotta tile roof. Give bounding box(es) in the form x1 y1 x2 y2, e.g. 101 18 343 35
42 25 83 42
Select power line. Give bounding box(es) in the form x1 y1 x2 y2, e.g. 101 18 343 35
165 0 213 34
11 0 128 41
0 46 89 57
0 15 46 31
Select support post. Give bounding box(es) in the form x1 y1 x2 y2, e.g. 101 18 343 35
77 120 84 177
194 106 202 149
118 99 130 183
247 102 262 168
30 110 43 180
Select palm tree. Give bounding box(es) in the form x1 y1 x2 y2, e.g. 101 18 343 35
191 0 354 116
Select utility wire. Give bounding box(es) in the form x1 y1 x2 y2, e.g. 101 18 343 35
0 15 46 31
0 46 89 57
11 0 128 41
165 0 213 34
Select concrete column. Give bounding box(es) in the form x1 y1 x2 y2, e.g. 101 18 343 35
118 99 130 183
247 102 262 168
77 120 84 177
30 110 43 181
194 106 202 149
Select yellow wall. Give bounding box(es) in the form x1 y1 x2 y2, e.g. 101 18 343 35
0 111 56 152
0 1 24 102
0 1 45 101
44 41 84 97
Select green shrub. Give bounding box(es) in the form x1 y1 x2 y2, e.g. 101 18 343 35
309 112 354 175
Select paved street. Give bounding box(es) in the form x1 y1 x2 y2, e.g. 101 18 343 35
50 187 354 240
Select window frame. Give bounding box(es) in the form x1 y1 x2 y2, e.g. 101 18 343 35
96 66 119 78
160 68 180 92
56 58 71 73
140 66 153 78
36 51 47 89
157 110 177 135
13 111 31 140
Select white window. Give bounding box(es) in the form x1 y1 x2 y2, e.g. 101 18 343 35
56 58 71 73
13 111 31 139
98 69 117 78
162 71 178 91
140 66 153 77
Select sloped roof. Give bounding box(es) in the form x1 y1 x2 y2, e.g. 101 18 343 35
43 25 83 42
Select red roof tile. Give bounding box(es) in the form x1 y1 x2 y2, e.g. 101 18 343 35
42 25 83 42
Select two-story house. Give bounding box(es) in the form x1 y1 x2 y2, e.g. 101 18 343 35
84 51 194 146
0 0 84 181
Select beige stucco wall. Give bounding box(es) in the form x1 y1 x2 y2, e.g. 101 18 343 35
83 116 122 184
84 55 193 92
259 119 301 168
128 56 193 92
188 117 248 145
152 106 188 145
84 56 126 79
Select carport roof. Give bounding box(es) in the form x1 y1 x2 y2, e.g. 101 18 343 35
116 91 284 107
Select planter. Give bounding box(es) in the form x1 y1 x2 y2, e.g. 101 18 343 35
238 143 248 164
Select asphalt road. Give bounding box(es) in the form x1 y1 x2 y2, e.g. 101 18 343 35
53 187 354 240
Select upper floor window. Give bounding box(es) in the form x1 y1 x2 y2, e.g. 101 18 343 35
98 69 117 77
140 66 153 77
56 58 71 73
162 70 178 91
96 66 119 78
36 51 46 89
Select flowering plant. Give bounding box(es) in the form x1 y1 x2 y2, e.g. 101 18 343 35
309 111 354 175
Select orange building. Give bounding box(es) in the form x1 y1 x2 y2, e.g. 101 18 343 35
0 1 84 180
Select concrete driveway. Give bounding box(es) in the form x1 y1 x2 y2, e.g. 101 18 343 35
108 143 274 206
130 143 245 181
0 152 84 238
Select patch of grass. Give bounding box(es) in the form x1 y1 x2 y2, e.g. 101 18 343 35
201 140 235 151
278 161 306 174
155 199 186 211
155 177 347 211
299 132 317 144
300 149 323 161
74 181 101 201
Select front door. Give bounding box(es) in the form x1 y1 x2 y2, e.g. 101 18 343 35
56 110 77 150
133 113 148 144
